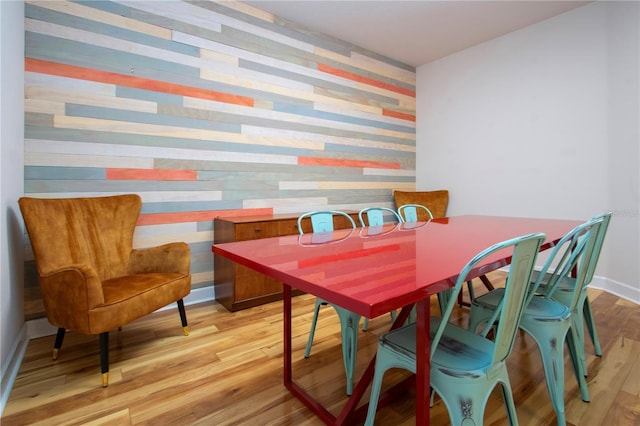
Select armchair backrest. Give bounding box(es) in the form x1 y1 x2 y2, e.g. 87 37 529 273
19 194 141 281
393 190 449 219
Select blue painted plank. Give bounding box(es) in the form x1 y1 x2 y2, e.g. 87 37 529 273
25 166 106 180
274 103 415 134
240 59 400 106
26 32 200 80
65 104 242 133
24 180 223 193
26 3 200 56
141 200 243 214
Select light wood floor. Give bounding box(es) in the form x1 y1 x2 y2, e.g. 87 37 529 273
3 273 639 425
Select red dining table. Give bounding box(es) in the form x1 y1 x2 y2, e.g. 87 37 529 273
211 215 582 425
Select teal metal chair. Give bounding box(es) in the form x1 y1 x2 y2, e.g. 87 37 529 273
532 212 611 375
365 232 546 426
298 210 360 395
358 207 403 331
358 206 403 228
468 217 604 426
396 203 433 223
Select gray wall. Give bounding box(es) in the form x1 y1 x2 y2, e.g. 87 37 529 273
1 0 25 411
416 1 639 301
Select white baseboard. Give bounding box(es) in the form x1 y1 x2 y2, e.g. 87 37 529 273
589 275 639 305
0 323 29 417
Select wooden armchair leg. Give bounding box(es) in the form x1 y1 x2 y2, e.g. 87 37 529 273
177 299 189 335
100 332 109 387
52 328 65 360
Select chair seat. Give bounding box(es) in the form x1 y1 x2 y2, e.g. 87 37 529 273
88 273 190 333
474 288 571 321
524 295 571 320
381 319 495 375
102 273 190 304
530 270 577 293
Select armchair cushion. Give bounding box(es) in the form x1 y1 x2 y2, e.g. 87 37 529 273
128 242 191 275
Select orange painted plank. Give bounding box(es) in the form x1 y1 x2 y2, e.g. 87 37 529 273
137 208 273 225
107 168 197 181
298 156 401 169
25 58 254 107
212 208 274 219
383 109 416 122
317 63 415 98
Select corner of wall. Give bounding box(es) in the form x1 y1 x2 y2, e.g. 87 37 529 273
0 323 29 417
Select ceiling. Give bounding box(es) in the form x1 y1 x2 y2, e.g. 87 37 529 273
244 1 591 67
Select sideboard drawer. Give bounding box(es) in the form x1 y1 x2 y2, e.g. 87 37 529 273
234 221 279 241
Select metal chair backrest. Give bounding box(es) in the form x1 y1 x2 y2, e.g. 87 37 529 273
433 232 546 364
536 216 605 312
358 207 403 227
297 210 356 234
397 204 433 223
583 212 611 285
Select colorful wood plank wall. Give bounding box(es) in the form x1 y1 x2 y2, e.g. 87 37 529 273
23 0 416 319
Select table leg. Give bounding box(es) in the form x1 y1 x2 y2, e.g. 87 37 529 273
284 285 292 385
415 298 430 425
283 291 420 425
283 285 337 424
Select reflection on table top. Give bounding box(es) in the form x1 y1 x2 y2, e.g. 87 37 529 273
212 215 582 318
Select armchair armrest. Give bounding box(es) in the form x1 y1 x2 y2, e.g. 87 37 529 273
127 242 190 275
39 264 105 332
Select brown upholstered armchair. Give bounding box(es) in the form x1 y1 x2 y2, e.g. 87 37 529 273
393 189 450 219
18 194 191 386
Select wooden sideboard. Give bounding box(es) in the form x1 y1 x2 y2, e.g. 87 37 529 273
213 213 359 311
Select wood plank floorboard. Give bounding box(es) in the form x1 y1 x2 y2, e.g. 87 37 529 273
2 272 639 425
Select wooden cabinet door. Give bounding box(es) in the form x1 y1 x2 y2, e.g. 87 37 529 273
232 221 281 303
234 264 282 300
235 221 279 241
